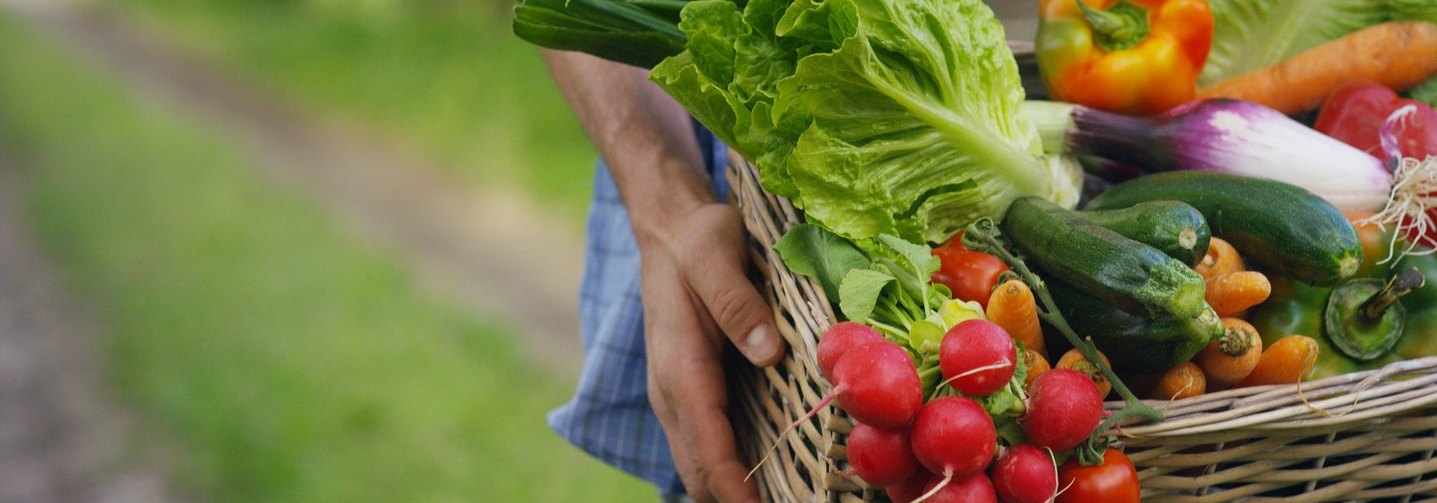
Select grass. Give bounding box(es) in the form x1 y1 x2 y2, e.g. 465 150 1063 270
0 13 650 502
108 0 599 225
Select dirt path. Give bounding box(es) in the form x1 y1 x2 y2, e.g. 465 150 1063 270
5 1 588 371
0 164 178 502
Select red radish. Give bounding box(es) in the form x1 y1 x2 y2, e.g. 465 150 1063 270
910 397 997 497
990 444 1058 503
916 472 996 503
886 469 934 503
848 422 920 487
829 341 924 429
1023 369 1104 451
939 319 1018 396
752 342 919 480
818 321 884 380
756 340 922 473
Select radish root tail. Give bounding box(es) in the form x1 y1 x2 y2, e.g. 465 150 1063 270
934 360 1014 392
909 469 953 503
1361 107 1437 262
745 389 839 481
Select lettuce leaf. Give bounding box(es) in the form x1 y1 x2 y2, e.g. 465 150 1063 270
652 0 1078 243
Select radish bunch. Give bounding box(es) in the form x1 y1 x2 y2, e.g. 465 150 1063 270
770 221 1150 501
805 319 1106 503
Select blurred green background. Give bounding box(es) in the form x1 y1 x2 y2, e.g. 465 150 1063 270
0 1 1036 501
0 0 649 501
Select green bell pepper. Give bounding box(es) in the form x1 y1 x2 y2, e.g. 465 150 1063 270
1247 276 1360 379
1389 252 1437 361
1249 250 1437 378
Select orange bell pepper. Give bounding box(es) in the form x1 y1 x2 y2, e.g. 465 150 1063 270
1036 0 1213 115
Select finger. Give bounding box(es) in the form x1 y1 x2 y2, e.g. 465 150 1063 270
643 266 722 502
665 348 761 503
681 208 784 367
649 372 708 502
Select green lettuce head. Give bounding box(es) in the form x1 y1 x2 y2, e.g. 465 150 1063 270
651 0 1080 244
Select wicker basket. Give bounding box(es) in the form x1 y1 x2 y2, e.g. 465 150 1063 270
725 152 1437 502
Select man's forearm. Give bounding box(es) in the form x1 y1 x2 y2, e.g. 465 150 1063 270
542 50 714 244
544 49 778 503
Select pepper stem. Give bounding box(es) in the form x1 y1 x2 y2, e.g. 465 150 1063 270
1076 0 1151 52
1361 267 1426 320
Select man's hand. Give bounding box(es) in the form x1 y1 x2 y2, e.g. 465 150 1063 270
542 50 786 502
639 203 782 503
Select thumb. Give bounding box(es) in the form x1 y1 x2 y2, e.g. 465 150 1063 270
681 211 785 367
687 254 784 367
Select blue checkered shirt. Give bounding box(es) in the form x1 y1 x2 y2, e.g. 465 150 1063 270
548 124 729 496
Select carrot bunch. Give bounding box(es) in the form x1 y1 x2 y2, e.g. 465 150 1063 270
1144 237 1321 399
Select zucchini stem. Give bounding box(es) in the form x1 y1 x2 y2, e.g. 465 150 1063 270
962 218 1163 464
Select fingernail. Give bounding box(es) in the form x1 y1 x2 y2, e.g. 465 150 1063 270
745 325 779 363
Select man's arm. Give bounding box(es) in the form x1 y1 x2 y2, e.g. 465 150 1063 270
543 49 784 503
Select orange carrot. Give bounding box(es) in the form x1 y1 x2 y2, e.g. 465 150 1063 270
1235 335 1320 388
1194 237 1244 281
1023 348 1051 388
1195 318 1263 390
1197 21 1437 114
987 279 1045 357
1152 362 1207 400
1205 271 1272 317
1057 348 1112 398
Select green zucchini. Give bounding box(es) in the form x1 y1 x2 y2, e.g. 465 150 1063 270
1048 279 1224 373
1080 201 1211 267
1085 172 1361 286
1002 197 1207 319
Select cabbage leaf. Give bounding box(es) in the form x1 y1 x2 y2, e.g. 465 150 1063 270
1201 0 1437 86
651 0 1078 243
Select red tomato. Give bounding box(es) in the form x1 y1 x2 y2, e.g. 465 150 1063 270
1314 81 1437 160
1056 449 1140 503
931 246 1007 309
941 231 969 252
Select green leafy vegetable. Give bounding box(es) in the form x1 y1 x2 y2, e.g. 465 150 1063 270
775 226 953 345
1201 0 1437 86
651 0 1079 243
838 268 896 323
1388 0 1437 25
1409 74 1437 108
974 340 1028 416
773 223 872 301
